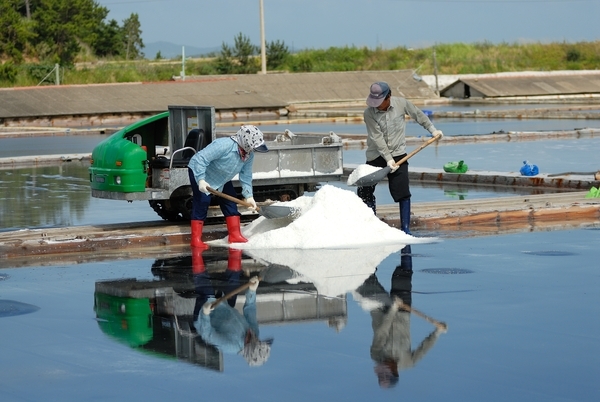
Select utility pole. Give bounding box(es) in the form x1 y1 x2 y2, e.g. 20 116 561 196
259 0 267 74
181 46 186 81
433 48 439 96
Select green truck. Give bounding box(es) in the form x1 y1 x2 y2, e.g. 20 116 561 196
89 105 344 221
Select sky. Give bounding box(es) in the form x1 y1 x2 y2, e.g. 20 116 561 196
96 0 599 54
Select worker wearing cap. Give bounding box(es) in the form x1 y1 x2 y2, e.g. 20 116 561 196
188 125 268 248
360 82 443 234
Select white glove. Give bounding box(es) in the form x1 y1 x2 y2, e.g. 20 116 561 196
431 129 444 139
202 301 214 315
245 197 257 210
249 276 260 292
198 179 211 195
435 322 448 334
393 296 404 311
387 159 399 173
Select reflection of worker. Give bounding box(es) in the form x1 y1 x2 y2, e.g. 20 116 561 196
359 82 443 234
191 248 244 317
355 245 446 388
193 264 272 367
188 125 268 248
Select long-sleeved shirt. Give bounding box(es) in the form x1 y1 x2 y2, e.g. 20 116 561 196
370 308 440 371
195 290 259 354
363 97 437 163
188 137 254 199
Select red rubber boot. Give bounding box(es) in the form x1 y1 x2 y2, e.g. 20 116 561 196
190 220 208 249
191 246 206 274
227 248 243 271
225 215 248 243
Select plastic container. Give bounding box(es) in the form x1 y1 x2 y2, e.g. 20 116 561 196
443 160 468 173
520 160 539 176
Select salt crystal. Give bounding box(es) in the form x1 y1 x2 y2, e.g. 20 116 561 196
347 164 382 185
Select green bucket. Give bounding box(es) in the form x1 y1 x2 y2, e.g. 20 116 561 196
443 160 468 174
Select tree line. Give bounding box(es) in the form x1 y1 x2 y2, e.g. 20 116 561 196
0 0 144 66
1 0 598 87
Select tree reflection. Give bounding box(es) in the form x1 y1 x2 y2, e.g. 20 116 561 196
0 162 91 230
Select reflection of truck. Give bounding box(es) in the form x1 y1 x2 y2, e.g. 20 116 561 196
89 105 343 221
94 251 347 372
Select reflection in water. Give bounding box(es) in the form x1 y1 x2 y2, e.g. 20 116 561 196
354 245 447 388
192 248 272 367
94 247 347 372
444 189 468 200
0 163 91 231
93 245 448 375
0 299 40 317
244 245 402 297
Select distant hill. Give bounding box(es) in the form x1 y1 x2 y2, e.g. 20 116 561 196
143 41 220 60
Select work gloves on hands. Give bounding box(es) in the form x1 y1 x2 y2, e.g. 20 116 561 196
198 179 211 195
430 130 444 139
245 197 257 210
387 159 399 173
249 276 260 292
393 296 404 311
202 301 214 315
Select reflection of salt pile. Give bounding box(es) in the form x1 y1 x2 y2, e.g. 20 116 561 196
347 164 381 186
225 184 435 249
246 246 401 297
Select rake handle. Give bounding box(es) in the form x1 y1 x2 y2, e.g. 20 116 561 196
210 281 253 308
207 186 258 211
399 302 447 331
393 133 442 168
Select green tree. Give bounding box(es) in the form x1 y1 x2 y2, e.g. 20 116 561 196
0 0 36 62
233 32 258 73
266 39 289 70
122 13 144 60
32 0 109 65
215 42 235 74
216 33 259 74
93 19 123 58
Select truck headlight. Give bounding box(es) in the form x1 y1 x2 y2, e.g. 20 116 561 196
115 176 122 185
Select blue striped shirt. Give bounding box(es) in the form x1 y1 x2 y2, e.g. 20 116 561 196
188 137 255 198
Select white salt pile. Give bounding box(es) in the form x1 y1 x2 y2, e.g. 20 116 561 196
207 185 439 297
210 184 437 249
346 164 382 186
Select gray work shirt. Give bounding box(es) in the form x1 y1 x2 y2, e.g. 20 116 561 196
363 97 436 163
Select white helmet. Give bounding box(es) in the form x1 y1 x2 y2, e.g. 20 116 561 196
232 125 268 153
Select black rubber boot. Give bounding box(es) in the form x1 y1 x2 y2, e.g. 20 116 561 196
399 198 411 235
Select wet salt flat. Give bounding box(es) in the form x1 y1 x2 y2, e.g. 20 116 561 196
1 115 600 400
1 229 599 401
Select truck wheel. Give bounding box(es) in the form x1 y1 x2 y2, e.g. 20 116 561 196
179 196 193 221
149 200 185 221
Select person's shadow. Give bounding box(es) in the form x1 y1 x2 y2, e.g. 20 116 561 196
354 245 446 388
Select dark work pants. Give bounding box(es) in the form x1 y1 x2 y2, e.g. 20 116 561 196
188 168 239 220
357 155 411 213
192 270 242 322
